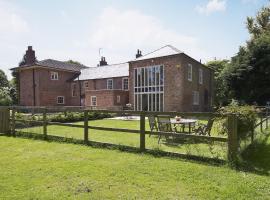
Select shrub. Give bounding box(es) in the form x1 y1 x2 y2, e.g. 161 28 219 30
50 112 112 123
218 105 258 140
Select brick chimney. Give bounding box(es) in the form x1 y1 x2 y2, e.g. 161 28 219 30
136 49 142 58
25 46 36 65
99 56 108 66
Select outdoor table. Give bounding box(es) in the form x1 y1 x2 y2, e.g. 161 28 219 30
171 119 197 134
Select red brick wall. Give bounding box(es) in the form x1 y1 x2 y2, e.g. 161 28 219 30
19 67 80 106
129 54 213 112
84 90 129 109
20 69 35 106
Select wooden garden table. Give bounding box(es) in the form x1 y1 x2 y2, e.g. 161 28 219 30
170 119 197 134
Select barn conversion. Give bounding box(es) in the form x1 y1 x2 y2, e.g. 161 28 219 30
11 45 214 112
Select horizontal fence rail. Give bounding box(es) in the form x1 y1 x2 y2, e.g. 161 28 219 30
3 106 267 163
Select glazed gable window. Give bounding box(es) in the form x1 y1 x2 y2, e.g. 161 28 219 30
51 72 59 80
187 64 192 82
107 79 113 90
57 96 64 104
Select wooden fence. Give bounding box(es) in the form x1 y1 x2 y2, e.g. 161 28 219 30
2 106 269 162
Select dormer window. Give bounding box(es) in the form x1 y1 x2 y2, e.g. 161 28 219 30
51 72 59 80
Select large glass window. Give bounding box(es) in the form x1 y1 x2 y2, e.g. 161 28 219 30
134 65 164 111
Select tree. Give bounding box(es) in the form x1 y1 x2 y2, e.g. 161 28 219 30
247 6 270 38
0 87 12 106
66 60 82 65
225 3 270 105
0 69 9 88
206 59 230 106
229 33 270 104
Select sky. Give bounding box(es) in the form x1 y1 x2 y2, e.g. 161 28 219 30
0 0 269 79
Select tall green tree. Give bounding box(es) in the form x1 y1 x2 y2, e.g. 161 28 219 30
0 69 9 88
228 3 270 105
206 59 230 106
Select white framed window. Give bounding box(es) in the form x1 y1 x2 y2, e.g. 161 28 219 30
134 65 164 112
117 95 121 103
122 78 129 90
91 96 97 106
57 96 64 104
51 72 59 80
193 91 199 105
199 68 203 85
107 79 113 90
188 64 192 82
71 83 76 97
84 81 89 88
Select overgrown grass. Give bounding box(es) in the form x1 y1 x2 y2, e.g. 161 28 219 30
0 136 269 199
17 119 228 160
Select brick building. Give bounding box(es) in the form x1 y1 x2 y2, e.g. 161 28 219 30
72 60 129 110
129 45 214 112
12 45 214 112
11 46 87 106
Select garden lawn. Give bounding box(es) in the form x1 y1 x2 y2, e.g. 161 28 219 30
17 119 228 159
0 136 270 199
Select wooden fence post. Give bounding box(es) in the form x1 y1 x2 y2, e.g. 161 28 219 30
11 108 15 136
43 108 47 139
227 114 238 163
140 112 146 151
260 116 263 132
84 110 89 144
266 116 269 129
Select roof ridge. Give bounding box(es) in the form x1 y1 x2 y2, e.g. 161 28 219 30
82 62 128 70
131 44 183 62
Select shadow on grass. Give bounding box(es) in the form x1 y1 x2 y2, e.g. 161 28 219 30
1 131 227 167
240 132 270 176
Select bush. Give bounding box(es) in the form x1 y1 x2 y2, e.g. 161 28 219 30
0 87 12 106
218 105 258 140
50 112 112 123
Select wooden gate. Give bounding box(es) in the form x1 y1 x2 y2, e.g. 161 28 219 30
0 108 10 134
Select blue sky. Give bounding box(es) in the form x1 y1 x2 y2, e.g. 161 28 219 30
0 0 269 79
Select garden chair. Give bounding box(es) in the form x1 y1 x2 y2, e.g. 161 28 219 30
148 115 158 137
157 115 176 143
193 117 215 136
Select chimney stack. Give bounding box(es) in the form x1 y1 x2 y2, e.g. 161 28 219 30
99 56 108 66
136 49 142 58
25 46 36 65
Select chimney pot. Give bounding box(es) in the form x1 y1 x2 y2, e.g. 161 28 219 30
99 56 108 66
25 46 35 65
136 49 142 58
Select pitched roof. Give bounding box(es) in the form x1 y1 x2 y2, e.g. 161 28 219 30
132 45 183 61
11 59 88 72
36 59 88 72
79 62 129 80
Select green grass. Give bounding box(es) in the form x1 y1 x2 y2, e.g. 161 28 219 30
0 136 270 199
17 119 228 159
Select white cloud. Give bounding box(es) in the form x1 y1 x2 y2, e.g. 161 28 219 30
196 0 226 15
86 7 201 63
0 0 28 34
